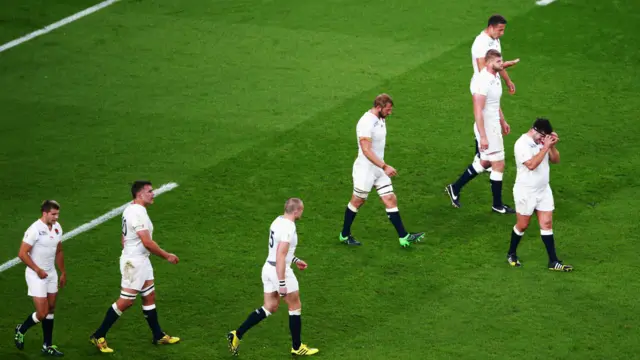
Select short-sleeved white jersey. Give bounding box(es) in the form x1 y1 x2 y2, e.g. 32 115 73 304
355 111 386 165
514 134 550 190
23 219 62 272
266 216 297 266
470 68 502 127
121 203 153 258
471 30 501 74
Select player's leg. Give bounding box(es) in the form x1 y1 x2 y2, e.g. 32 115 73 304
376 175 424 247
140 279 180 345
282 272 318 356
340 164 373 245
488 156 515 214
40 272 63 356
508 186 536 266
228 264 280 355
537 188 572 271
445 137 491 208
15 270 50 350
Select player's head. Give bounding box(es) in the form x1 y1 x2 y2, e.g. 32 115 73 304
373 93 394 119
531 118 553 143
485 49 503 72
284 198 304 220
487 14 507 39
131 180 154 205
40 200 60 225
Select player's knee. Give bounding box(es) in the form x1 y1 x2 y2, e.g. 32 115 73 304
35 308 48 321
351 190 369 203
480 159 492 169
491 161 505 172
263 303 279 314
539 219 552 230
349 195 366 208
140 284 155 303
380 193 397 208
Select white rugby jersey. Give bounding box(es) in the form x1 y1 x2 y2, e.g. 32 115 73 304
23 219 62 272
121 203 153 258
266 216 297 266
355 111 386 165
470 68 502 127
471 30 501 74
514 134 550 190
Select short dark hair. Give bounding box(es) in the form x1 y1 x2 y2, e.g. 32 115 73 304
131 180 152 199
485 49 502 62
41 200 60 213
488 14 507 27
373 93 394 108
533 118 553 135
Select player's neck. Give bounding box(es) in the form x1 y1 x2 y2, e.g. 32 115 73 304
368 108 381 120
133 199 147 207
282 214 296 222
486 67 498 76
39 217 53 230
483 29 496 40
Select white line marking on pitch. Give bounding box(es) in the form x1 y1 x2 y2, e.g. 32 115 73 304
0 0 120 54
0 182 179 273
536 0 557 6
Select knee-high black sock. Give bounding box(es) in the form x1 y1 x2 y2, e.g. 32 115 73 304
386 208 408 238
143 305 164 340
19 312 40 334
93 303 122 339
340 204 358 238
42 314 54 347
289 310 302 351
508 227 524 255
452 164 479 193
490 171 504 208
237 307 269 339
541 230 558 263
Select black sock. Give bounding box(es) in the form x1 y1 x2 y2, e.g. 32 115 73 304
289 314 302 351
143 307 164 340
340 206 358 238
93 304 121 339
386 209 408 238
452 165 478 193
19 313 39 334
508 228 524 255
42 315 54 347
490 180 503 208
541 233 558 263
237 307 268 339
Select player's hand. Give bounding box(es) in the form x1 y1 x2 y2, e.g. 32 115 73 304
36 268 48 279
502 122 511 136
382 164 397 177
479 137 489 151
507 80 516 95
59 272 67 288
295 260 308 271
550 132 559 143
166 253 179 264
543 135 558 149
279 286 288 297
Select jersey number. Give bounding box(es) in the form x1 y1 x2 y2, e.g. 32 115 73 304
269 230 275 248
121 217 127 236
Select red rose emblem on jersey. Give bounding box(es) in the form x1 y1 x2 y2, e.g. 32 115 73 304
55 229 59 234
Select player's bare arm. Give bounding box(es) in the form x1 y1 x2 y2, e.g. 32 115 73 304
499 68 516 95
56 242 67 288
359 137 397 176
499 108 510 135
138 230 179 264
476 57 486 72
17 242 47 279
523 137 557 170
548 132 560 163
472 94 489 151
276 241 289 295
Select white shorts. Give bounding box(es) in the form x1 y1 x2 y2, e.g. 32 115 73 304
26 268 58 297
120 256 154 291
513 185 554 216
261 262 299 294
474 123 504 162
352 161 393 199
